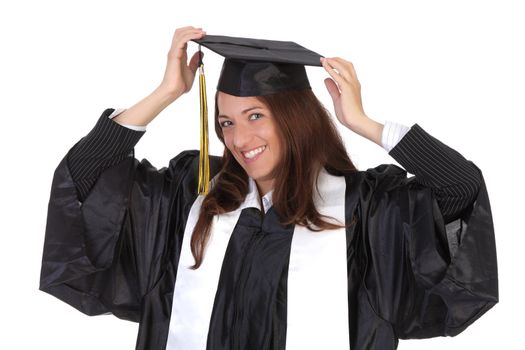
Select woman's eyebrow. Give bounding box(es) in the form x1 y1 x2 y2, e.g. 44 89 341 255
241 106 265 114
218 106 265 119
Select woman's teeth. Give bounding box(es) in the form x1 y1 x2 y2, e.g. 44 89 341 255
243 146 266 159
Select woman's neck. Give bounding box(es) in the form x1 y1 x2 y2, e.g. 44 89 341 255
255 178 274 197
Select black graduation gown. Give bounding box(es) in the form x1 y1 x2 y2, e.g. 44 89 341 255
40 111 498 349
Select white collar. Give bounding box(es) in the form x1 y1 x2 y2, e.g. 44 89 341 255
209 174 273 213
241 167 335 214
241 177 273 213
211 168 340 215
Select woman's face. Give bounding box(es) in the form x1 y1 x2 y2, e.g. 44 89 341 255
217 92 281 195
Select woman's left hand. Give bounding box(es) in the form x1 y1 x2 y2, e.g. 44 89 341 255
321 57 383 145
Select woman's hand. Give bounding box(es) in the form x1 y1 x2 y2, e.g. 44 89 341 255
112 26 206 127
321 57 383 146
159 26 207 100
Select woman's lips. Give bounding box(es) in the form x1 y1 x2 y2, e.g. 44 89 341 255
241 145 266 164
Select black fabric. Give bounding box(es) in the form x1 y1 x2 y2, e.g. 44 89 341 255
40 111 498 349
192 35 323 66
206 207 294 349
343 164 497 348
41 146 222 348
389 124 480 222
216 59 312 97
67 108 145 201
192 35 322 97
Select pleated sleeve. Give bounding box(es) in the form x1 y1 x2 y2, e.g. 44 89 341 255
361 124 498 339
39 109 203 322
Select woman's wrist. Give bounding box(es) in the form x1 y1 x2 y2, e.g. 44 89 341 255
155 83 182 105
113 86 180 127
345 114 384 147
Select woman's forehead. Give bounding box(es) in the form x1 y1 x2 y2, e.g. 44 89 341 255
217 92 267 116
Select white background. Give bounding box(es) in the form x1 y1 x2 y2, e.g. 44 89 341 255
1 0 523 349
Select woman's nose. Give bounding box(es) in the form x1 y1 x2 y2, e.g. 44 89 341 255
232 122 253 149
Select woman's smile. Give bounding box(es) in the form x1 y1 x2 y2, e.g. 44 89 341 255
241 145 267 162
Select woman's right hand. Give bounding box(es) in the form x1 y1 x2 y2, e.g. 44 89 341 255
112 27 206 127
160 26 206 100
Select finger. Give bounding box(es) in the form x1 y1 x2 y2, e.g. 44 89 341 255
172 27 201 45
321 57 346 87
324 78 340 100
175 26 203 35
176 30 206 46
172 31 206 55
326 57 361 88
188 51 203 73
331 57 358 80
175 26 195 32
173 27 205 44
323 57 352 82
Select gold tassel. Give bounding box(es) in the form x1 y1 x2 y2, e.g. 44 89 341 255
198 61 210 195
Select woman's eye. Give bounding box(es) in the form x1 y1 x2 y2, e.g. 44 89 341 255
249 113 263 121
220 120 233 128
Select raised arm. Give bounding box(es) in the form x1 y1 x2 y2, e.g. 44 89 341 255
40 26 209 322
321 56 480 221
112 26 206 127
324 57 497 340
68 27 206 201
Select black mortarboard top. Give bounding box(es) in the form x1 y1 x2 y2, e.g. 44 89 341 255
192 35 323 97
192 35 323 195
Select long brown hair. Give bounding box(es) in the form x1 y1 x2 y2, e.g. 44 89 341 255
190 88 356 269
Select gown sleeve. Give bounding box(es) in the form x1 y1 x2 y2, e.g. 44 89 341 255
39 109 203 322
361 124 498 339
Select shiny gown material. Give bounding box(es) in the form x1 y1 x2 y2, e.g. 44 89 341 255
40 114 498 350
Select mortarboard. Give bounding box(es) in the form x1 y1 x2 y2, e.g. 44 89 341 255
190 35 323 194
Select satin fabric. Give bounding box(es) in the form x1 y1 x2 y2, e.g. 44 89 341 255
217 60 311 97
40 151 498 349
286 170 350 349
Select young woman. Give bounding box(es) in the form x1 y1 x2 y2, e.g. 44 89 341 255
40 26 498 350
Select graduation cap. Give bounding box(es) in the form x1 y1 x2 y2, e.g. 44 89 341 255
191 34 323 194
